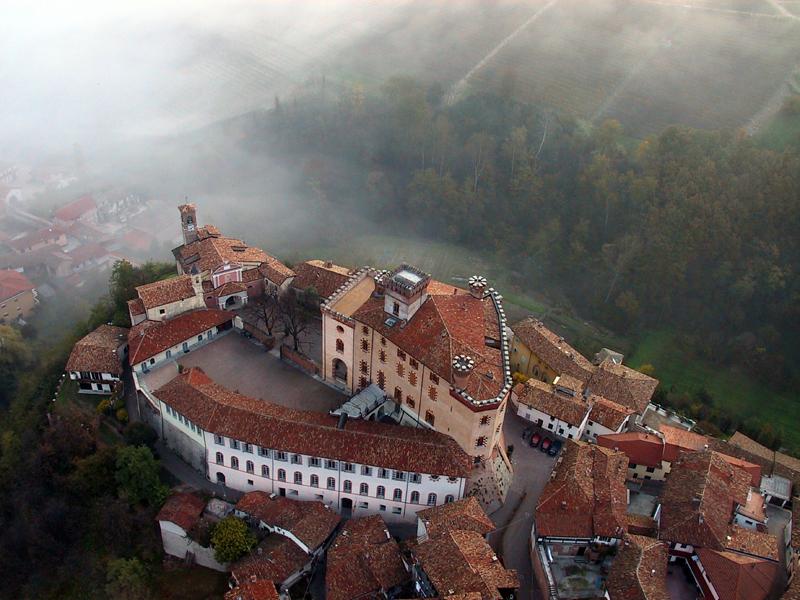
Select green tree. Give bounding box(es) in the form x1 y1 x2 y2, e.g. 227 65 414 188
123 422 158 451
105 557 151 600
0 325 32 403
115 446 168 507
211 516 256 563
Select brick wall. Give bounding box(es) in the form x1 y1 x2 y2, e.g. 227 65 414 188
280 344 319 376
242 323 275 349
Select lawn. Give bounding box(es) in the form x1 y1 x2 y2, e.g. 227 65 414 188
756 109 800 151
629 331 800 453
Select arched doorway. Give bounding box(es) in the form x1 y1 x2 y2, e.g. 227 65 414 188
332 358 348 384
216 472 226 485
341 497 353 518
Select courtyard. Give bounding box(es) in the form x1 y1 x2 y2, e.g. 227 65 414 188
144 331 345 413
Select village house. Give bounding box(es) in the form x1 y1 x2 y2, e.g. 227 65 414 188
657 449 786 600
172 204 295 307
325 514 410 600
0 269 37 323
53 194 98 227
65 324 128 394
320 266 513 495
712 431 800 491
6 226 67 254
604 533 670 600
156 492 228 572
151 368 471 524
289 259 352 306
407 496 518 599
127 274 206 325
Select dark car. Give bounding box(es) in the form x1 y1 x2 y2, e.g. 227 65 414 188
522 427 532 441
540 437 552 452
529 432 541 448
548 439 563 456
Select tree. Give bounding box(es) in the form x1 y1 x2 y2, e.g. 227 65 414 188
115 446 168 507
279 289 309 353
123 422 158 451
0 325 32 403
466 132 495 193
260 289 281 336
105 557 151 600
503 126 528 179
211 516 256 563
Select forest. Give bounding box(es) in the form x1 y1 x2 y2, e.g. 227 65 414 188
255 78 799 397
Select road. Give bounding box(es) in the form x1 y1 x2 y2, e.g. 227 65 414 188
488 405 557 600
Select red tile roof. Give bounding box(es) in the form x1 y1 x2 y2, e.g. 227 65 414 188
587 359 658 414
410 529 518 600
514 379 588 427
0 269 35 301
725 525 779 561
660 425 709 462
156 492 206 532
211 280 247 298
326 515 409 600
6 227 65 252
417 497 495 537
588 396 633 431
224 580 279 600
128 309 234 366
597 432 665 468
67 242 111 265
235 492 340 551
127 297 146 317
697 548 780 600
135 275 196 309
66 324 129 375
658 450 752 550
511 317 595 381
258 258 295 286
155 369 472 478
291 260 351 300
605 534 670 600
54 194 96 221
231 535 307 586
535 441 629 539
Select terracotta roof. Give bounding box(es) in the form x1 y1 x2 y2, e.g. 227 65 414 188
511 317 595 381
725 525 779 561
535 441 629 539
156 492 205 532
154 369 472 478
513 379 588 427
291 260 351 300
660 425 709 462
211 280 246 298
597 432 665 468
350 277 508 403
417 497 495 538
696 548 780 600
729 432 775 464
587 359 658 414
54 194 95 221
128 309 234 366
258 258 295 286
135 275 196 309
588 396 634 431
235 492 340 551
241 268 263 283
783 570 800 599
605 534 669 600
0 269 35 301
67 242 111 265
658 450 752 550
231 535 308 586
792 500 800 551
774 451 800 486
411 529 518 600
127 297 146 317
65 324 129 375
326 515 409 600
626 514 658 537
6 227 65 252
224 580 279 600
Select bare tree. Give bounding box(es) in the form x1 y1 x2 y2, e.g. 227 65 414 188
260 289 280 336
279 289 309 352
466 132 495 193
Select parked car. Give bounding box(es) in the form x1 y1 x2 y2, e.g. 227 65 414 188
522 427 532 440
540 437 552 452
548 439 563 456
529 432 541 448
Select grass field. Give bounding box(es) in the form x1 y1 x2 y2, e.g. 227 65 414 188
629 331 800 452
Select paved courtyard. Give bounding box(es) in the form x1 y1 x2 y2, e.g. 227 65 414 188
151 331 346 413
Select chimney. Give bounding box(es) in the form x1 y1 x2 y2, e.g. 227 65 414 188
468 275 487 298
191 273 203 298
451 354 475 390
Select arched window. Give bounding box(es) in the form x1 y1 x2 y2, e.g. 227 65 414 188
360 360 368 374
278 469 286 481
294 472 302 484
393 488 402 502
359 482 368 495
475 436 487 447
336 339 344 353
216 452 224 464
377 486 385 499
377 371 386 390
343 480 352 493
262 465 269 478
231 456 239 470
336 325 344 333
445 495 455 503
311 474 319 487
410 491 420 504
246 460 254 474
327 477 336 490
425 411 435 426
427 493 437 506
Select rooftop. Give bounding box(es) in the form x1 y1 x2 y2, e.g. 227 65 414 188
605 534 670 600
696 548 780 600
511 317 595 382
224 580 279 600
417 496 495 538
514 379 588 428
290 259 352 300
0 269 35 301
54 194 95 221
65 324 129 375
135 275 197 309
156 492 206 533
231 535 308 587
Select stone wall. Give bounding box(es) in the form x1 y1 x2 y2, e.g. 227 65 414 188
243 323 275 349
163 419 207 473
280 344 319 376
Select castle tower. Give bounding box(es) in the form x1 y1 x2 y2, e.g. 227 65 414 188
383 264 431 322
178 203 198 246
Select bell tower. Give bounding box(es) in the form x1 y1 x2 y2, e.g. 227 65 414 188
178 203 198 245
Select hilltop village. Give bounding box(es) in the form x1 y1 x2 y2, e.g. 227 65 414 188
62 204 800 600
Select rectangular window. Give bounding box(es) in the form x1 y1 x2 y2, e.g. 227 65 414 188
358 502 368 509
392 507 402 515
409 358 418 369
410 473 421 484
342 463 355 473
243 443 253 454
309 457 321 468
230 439 240 450
379 505 387 512
378 468 389 479
258 447 270 457
215 434 224 445
361 466 372 476
392 471 406 481
291 454 302 464
645 466 655 473
325 459 338 470
430 373 439 385
275 451 288 461
397 349 406 360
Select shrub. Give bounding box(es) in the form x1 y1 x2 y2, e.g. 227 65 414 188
124 422 158 450
211 516 256 563
96 398 112 415
116 408 129 424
